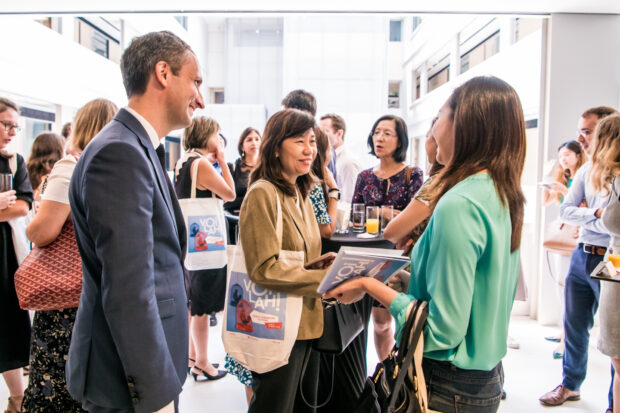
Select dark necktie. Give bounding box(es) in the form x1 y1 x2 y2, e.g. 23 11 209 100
156 144 166 171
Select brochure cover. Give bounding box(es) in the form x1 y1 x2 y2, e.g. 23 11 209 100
317 247 409 294
226 270 287 340
187 215 226 253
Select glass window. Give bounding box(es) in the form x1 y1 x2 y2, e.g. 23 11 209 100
460 30 500 74
428 66 449 92
389 20 402 42
175 16 188 30
411 17 422 33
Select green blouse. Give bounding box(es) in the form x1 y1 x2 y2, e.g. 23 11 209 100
389 173 520 371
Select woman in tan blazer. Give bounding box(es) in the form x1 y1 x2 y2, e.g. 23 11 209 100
239 108 334 413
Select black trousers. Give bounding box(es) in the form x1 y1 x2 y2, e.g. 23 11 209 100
250 339 320 413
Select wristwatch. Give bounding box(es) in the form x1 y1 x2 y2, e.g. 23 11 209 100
328 188 340 200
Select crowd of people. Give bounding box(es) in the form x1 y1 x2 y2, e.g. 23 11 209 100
0 29 619 413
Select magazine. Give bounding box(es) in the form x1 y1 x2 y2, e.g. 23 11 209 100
317 247 410 294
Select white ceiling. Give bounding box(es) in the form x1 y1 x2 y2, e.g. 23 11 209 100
1 0 619 15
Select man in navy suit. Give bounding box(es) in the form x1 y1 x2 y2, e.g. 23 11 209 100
67 31 205 412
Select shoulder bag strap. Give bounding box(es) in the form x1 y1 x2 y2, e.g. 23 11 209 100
405 166 412 188
244 179 284 251
387 300 428 413
189 152 202 199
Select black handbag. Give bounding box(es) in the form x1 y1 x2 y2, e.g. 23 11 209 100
313 299 365 354
354 300 429 413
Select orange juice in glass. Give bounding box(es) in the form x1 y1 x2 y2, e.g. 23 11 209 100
609 246 620 269
366 206 380 236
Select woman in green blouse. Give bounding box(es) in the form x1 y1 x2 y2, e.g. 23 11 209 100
325 76 526 413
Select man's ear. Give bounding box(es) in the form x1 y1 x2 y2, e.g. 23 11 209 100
153 61 171 88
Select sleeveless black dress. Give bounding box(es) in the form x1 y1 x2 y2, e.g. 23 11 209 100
0 154 32 373
174 156 227 315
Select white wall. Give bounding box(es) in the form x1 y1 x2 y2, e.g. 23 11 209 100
224 18 283 116
282 15 390 169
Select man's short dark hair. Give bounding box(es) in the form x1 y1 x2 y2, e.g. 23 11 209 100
121 31 193 98
320 113 346 138
582 106 618 120
281 89 317 116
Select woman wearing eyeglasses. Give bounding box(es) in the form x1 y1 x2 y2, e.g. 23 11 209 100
350 114 423 362
0 97 33 413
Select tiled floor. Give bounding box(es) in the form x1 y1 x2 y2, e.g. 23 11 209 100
1 315 610 412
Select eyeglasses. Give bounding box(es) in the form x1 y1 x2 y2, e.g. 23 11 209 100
0 121 21 133
372 129 396 139
577 129 592 138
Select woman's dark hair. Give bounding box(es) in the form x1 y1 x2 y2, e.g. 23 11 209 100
553 140 585 202
311 126 330 198
237 127 261 158
26 132 65 189
250 109 316 198
427 76 526 252
367 114 409 162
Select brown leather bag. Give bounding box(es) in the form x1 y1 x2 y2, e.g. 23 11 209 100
543 219 580 256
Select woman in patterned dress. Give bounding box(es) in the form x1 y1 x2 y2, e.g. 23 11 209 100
22 99 117 413
350 114 424 362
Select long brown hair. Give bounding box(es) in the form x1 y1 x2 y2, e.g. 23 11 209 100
590 114 620 195
250 109 316 198
427 76 526 252
26 132 65 189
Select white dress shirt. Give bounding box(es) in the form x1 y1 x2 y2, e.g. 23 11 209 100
334 145 361 203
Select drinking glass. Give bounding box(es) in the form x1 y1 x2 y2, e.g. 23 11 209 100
366 206 380 236
609 245 620 270
352 203 365 233
380 205 394 233
336 202 351 234
0 174 12 192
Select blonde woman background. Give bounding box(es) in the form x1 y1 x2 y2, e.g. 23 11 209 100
23 98 118 413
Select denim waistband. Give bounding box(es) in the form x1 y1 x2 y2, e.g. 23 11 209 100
423 357 502 379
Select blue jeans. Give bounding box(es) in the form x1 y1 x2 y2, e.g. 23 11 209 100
423 358 503 413
562 246 603 390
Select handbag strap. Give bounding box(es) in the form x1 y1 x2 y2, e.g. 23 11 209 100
387 300 429 413
299 345 335 409
244 179 284 249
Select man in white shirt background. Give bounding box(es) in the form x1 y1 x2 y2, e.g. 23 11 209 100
320 113 361 204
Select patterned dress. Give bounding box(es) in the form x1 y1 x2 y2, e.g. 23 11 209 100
309 184 331 225
351 166 423 210
22 308 85 412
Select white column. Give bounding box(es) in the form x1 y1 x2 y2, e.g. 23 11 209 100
449 33 460 80
419 62 428 97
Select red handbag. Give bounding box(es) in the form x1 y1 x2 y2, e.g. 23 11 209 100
14 219 82 310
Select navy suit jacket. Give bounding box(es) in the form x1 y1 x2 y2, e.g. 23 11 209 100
67 109 188 412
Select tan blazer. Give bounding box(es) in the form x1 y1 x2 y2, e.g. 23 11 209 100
239 180 325 340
